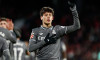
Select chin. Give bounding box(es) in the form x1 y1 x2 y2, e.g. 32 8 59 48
45 22 50 25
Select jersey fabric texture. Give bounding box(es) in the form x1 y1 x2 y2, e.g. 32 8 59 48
29 10 80 60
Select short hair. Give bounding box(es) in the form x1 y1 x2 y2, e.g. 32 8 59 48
14 27 21 38
40 7 54 16
0 17 11 22
0 17 7 21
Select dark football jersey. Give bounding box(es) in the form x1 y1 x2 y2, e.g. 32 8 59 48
29 10 80 60
13 40 27 60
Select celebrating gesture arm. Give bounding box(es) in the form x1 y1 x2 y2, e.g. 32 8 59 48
67 1 81 33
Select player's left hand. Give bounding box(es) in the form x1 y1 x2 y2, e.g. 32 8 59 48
68 1 76 11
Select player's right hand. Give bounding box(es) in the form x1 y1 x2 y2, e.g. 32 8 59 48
44 33 57 44
6 18 14 30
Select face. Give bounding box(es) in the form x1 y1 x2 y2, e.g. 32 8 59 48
41 12 54 25
0 21 8 29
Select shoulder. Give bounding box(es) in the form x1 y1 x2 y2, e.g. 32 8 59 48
0 27 9 32
32 27 40 32
55 25 60 27
55 25 66 28
31 27 40 35
32 28 39 31
19 41 26 45
54 25 61 28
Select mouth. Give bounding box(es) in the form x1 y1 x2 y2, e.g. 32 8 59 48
47 19 50 22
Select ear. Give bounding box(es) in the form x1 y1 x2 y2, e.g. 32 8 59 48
40 16 43 20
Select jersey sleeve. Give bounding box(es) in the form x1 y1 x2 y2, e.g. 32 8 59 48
66 10 81 33
29 29 45 52
2 39 8 51
56 10 80 37
55 25 67 38
5 30 16 43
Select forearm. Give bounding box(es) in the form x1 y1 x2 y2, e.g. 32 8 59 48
9 31 16 43
3 49 11 60
67 10 81 33
29 40 46 52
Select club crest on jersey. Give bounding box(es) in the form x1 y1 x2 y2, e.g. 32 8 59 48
52 30 56 34
30 33 34 39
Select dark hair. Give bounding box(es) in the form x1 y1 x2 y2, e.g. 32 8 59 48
0 17 7 21
14 27 21 38
0 17 11 22
40 7 54 16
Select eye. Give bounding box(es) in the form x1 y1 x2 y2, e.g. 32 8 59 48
44 14 48 16
49 14 52 16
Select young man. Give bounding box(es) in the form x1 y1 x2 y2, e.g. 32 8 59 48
0 17 16 60
29 1 81 60
0 17 16 43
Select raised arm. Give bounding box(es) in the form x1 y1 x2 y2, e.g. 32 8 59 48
67 1 81 33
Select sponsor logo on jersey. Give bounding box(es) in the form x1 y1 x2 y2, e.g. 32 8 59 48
38 36 45 41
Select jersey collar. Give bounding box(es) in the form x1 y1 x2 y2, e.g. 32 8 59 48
40 25 53 30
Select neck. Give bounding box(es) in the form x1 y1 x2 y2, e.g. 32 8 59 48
17 38 20 40
42 23 52 28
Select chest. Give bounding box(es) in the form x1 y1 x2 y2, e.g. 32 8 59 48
37 28 57 41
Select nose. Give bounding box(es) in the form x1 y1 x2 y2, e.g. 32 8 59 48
47 15 50 18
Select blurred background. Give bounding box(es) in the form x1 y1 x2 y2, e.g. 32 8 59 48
0 0 100 60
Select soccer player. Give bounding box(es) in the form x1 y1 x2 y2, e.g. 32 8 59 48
0 17 17 60
0 17 16 44
29 1 81 60
13 28 29 60
0 20 17 60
